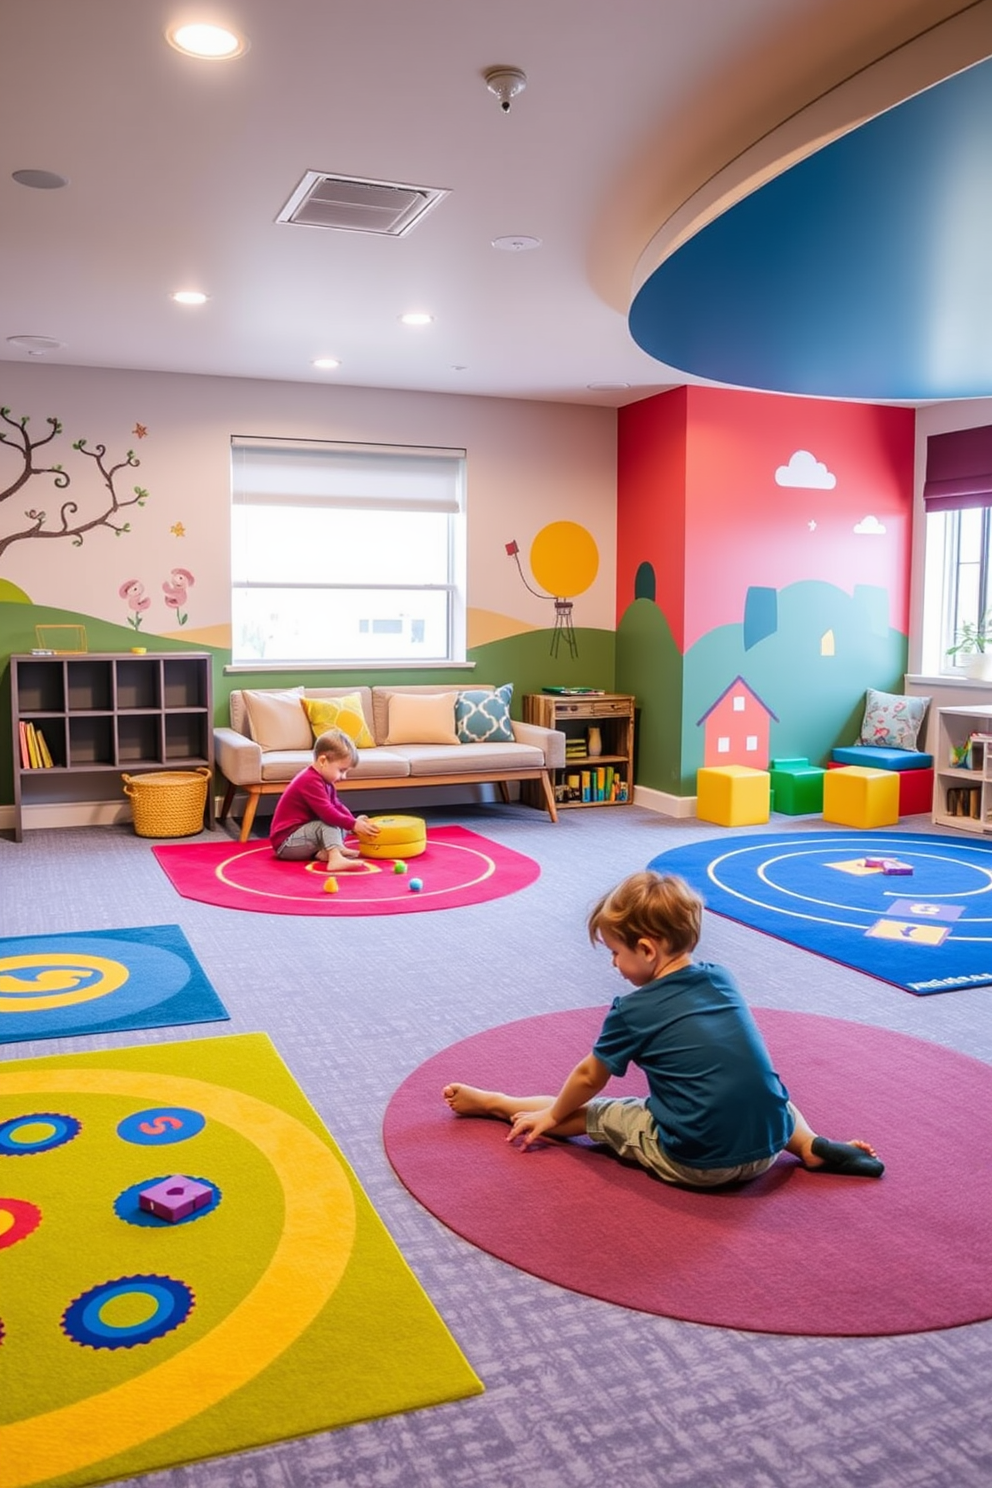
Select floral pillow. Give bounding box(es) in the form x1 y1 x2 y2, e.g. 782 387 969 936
858 689 930 751
455 684 515 743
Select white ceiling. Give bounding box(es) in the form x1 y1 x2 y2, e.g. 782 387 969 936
0 0 979 407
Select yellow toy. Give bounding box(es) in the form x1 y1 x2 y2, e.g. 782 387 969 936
358 814 427 860
323 876 339 894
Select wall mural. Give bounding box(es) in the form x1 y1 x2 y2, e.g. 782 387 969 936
504 521 599 658
0 407 150 561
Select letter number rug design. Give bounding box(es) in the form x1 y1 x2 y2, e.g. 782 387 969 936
0 1033 482 1488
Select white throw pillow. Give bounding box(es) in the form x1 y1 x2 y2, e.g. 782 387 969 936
242 688 312 751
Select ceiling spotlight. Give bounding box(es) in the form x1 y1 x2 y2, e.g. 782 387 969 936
400 312 433 327
171 290 209 306
312 357 341 370
12 169 68 190
166 23 247 59
484 66 526 114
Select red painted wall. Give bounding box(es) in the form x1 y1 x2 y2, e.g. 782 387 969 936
683 387 914 650
616 386 688 647
617 385 914 652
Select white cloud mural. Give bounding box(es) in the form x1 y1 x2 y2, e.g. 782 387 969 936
775 450 837 489
853 515 887 535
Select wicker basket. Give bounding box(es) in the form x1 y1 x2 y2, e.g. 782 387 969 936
122 767 211 838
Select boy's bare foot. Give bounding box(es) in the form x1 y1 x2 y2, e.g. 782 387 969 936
443 1083 504 1117
340 845 361 858
804 1136 884 1177
318 850 363 872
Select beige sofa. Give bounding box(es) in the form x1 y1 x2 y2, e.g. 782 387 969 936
215 683 566 840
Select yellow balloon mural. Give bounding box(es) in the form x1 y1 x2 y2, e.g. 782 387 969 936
530 522 599 598
505 522 599 659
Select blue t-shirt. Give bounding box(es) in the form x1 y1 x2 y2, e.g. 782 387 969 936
592 961 793 1168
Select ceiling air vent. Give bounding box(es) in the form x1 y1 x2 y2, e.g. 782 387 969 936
276 171 449 238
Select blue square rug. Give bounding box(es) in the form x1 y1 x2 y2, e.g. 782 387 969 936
0 924 229 1043
649 831 992 995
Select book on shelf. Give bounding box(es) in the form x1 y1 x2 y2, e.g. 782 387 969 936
25 722 41 769
18 720 30 769
581 769 591 803
36 728 54 768
542 687 606 696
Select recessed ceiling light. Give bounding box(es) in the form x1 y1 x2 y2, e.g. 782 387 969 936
492 235 541 252
400 312 433 327
312 357 341 370
166 23 247 59
12 169 68 190
171 290 209 306
6 334 63 355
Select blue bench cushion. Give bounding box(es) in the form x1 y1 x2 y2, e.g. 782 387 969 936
831 745 933 772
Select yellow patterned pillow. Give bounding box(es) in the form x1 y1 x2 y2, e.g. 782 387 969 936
301 693 375 749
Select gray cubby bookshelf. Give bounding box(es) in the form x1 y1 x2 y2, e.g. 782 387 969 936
9 652 214 841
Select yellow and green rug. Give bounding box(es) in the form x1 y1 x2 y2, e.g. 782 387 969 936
0 1033 483 1488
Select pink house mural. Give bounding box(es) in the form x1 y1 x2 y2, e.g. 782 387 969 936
697 676 777 767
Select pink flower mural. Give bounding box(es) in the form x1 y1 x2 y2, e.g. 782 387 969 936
162 567 195 626
119 578 151 630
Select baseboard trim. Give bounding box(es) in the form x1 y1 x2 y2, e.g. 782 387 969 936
632 785 695 818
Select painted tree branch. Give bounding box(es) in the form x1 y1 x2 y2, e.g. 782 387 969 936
0 408 149 560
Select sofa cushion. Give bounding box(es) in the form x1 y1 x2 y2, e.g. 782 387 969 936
242 688 312 752
259 746 412 782
455 683 515 743
398 741 545 776
385 690 460 746
302 692 375 748
858 689 930 751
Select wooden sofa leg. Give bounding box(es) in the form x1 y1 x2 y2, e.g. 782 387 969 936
497 781 511 804
239 788 262 843
218 782 236 823
540 771 559 823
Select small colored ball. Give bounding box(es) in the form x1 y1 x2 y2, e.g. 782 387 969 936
409 877 423 892
323 876 339 894
393 860 407 874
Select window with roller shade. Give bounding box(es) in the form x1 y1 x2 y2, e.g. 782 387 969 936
231 437 466 665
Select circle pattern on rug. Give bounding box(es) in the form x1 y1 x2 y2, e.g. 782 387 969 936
384 1006 992 1336
0 936 195 1037
62 1275 195 1349
153 825 540 916
0 1112 81 1155
0 1064 356 1480
648 832 992 995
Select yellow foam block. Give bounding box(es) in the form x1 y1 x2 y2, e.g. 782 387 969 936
822 766 899 828
359 814 427 859
696 765 770 827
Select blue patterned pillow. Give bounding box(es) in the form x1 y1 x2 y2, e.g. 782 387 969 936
858 689 930 750
455 684 515 743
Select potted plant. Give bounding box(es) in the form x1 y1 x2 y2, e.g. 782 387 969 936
947 615 992 680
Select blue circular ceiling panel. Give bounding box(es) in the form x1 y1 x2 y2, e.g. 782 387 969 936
629 55 992 400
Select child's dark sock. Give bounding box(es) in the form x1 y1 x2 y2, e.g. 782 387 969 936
809 1136 884 1177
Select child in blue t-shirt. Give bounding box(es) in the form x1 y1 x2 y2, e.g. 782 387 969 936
444 870 883 1186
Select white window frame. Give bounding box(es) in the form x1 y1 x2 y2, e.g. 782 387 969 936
921 506 992 675
230 436 467 667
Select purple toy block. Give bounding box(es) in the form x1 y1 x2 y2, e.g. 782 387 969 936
882 860 914 876
139 1175 213 1222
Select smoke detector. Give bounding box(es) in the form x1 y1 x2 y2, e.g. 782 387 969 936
484 66 527 113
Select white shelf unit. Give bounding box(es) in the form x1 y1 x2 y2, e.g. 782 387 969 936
932 705 992 834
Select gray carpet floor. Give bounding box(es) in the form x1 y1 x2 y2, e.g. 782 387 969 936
2 803 991 1488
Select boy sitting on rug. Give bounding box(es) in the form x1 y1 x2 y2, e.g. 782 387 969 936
444 870 883 1185
270 728 380 872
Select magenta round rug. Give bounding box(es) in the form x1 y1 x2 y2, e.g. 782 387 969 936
383 1007 992 1335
